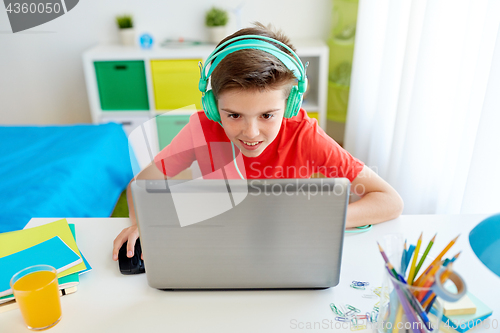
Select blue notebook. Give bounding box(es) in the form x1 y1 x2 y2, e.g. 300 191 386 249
67 224 92 275
432 292 493 333
0 236 82 297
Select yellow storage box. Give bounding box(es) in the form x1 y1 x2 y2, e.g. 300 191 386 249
151 59 202 110
307 111 319 123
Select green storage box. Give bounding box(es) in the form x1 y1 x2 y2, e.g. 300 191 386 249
94 61 149 111
156 114 191 150
327 81 350 123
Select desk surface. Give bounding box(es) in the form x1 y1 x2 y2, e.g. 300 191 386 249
2 215 498 332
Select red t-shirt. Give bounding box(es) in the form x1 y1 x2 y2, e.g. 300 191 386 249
154 109 364 181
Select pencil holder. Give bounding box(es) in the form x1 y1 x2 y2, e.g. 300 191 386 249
377 267 443 333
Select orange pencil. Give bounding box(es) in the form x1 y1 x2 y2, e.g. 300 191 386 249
408 232 423 285
440 263 453 283
422 291 435 309
414 235 459 286
417 276 435 302
420 262 455 308
415 260 444 288
420 265 452 310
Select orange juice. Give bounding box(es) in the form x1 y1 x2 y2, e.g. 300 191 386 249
12 270 61 330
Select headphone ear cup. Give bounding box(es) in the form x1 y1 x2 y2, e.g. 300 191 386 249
202 90 221 122
284 86 303 118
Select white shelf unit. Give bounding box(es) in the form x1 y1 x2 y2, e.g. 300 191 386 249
82 40 329 135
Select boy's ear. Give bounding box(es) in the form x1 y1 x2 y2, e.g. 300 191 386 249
202 90 221 122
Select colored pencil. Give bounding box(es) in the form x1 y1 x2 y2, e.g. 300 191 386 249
414 233 436 278
396 272 433 331
414 235 459 286
421 262 456 311
425 295 437 313
408 232 423 285
404 244 416 274
377 242 390 263
419 264 448 310
422 292 436 310
378 243 400 278
385 265 424 333
450 251 461 263
440 263 453 283
392 307 403 333
400 239 407 275
415 260 444 288
417 276 435 302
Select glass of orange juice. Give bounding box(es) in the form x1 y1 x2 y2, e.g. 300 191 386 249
10 265 62 330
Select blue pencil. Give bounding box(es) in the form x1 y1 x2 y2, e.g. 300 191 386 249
404 244 416 275
400 239 407 274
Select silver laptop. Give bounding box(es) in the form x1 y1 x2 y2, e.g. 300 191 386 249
131 178 350 290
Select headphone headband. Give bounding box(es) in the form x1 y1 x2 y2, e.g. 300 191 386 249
198 34 308 122
199 35 307 94
205 40 304 81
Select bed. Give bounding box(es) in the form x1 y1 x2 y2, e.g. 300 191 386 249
0 123 134 233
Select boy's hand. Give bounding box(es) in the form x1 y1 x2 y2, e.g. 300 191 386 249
112 225 143 261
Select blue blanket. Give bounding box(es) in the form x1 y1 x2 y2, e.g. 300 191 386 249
0 123 133 233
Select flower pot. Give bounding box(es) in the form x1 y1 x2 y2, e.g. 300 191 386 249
119 28 136 47
207 26 227 44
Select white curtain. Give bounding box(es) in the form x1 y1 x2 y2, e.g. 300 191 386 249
344 0 500 214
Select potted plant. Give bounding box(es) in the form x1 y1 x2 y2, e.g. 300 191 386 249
116 15 135 47
205 7 229 44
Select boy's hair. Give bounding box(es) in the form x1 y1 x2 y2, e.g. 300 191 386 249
210 22 298 100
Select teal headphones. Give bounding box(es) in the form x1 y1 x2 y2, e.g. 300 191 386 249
198 35 308 122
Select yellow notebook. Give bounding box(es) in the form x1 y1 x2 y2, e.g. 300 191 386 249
0 219 86 277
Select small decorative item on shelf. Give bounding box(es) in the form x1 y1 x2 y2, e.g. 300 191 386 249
205 7 228 44
116 15 135 47
139 33 154 49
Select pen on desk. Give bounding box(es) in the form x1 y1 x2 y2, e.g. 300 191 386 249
414 233 436 279
408 232 423 285
414 234 459 286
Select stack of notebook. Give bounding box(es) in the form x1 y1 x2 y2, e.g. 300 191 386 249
0 219 92 312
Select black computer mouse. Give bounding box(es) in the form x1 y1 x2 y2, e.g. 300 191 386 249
118 238 145 275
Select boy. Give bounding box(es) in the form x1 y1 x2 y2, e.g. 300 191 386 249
112 23 403 261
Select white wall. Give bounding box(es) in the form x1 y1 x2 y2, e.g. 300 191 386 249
0 0 332 125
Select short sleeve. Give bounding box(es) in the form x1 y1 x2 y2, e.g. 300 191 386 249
154 119 196 176
309 124 364 182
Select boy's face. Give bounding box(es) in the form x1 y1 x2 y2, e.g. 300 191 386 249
218 88 286 158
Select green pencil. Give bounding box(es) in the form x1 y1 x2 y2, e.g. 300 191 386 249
414 233 436 279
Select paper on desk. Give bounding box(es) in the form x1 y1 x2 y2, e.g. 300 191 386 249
0 236 82 297
0 218 87 276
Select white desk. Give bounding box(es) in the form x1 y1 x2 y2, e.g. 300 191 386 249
2 215 498 332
